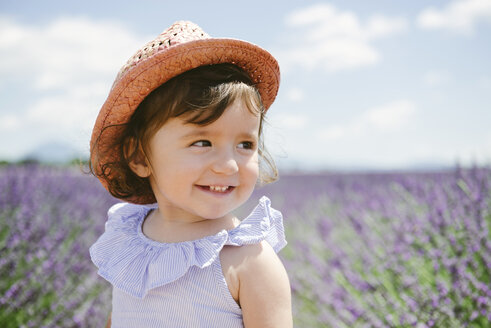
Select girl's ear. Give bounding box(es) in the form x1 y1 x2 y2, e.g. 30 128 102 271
125 138 151 178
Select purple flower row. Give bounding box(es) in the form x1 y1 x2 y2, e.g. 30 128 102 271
1 164 489 327
246 166 490 327
0 164 116 327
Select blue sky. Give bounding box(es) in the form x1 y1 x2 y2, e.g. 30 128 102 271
1 0 490 170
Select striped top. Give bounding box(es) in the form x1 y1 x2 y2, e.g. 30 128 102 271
89 196 286 328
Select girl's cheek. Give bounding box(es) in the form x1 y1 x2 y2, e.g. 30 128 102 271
251 153 260 166
245 156 260 174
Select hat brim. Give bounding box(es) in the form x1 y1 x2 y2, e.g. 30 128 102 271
90 38 280 204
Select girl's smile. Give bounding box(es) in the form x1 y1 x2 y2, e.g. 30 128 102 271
130 98 260 225
196 185 235 193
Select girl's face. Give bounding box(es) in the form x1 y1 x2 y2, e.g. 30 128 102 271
133 99 260 222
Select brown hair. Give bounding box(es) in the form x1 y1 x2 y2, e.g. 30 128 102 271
91 63 277 202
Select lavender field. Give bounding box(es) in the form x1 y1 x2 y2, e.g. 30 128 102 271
1 164 490 327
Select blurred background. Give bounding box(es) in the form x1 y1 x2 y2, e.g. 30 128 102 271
2 2 491 327
1 0 490 171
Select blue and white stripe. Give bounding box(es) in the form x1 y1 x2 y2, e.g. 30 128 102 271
89 196 286 327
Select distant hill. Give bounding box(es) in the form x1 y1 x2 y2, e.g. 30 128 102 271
23 141 84 163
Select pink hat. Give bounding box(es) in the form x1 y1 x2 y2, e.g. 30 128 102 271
90 21 280 202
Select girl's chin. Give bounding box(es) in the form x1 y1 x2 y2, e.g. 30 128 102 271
153 192 248 221
197 209 236 221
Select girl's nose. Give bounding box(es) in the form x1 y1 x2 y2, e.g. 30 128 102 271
211 151 239 175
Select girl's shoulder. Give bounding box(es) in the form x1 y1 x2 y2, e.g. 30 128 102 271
220 240 292 325
220 240 278 302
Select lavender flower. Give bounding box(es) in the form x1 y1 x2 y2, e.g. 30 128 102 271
1 164 489 327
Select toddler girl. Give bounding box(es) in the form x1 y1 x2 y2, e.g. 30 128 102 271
89 21 292 327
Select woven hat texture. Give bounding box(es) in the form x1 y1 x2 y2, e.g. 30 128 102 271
90 20 280 204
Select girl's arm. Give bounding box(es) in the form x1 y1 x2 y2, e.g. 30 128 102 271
237 241 292 328
105 312 111 328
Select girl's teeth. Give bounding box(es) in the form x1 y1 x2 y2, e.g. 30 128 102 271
209 186 228 192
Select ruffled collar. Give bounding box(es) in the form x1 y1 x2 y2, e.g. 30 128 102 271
89 196 286 298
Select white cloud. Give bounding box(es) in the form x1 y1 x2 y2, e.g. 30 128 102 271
286 87 305 102
364 100 415 130
417 0 491 35
318 100 416 141
364 15 409 39
0 16 149 89
0 16 150 159
423 70 453 87
273 113 309 130
25 84 106 129
318 124 356 141
0 114 21 131
0 82 111 158
278 4 408 72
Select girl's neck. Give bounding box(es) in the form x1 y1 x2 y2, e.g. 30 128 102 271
141 208 240 244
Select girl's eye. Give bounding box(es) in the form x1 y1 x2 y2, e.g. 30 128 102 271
238 141 254 150
191 140 211 147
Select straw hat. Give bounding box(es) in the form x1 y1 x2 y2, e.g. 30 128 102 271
90 21 280 202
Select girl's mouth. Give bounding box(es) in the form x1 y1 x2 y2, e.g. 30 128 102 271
209 185 229 192
197 185 235 193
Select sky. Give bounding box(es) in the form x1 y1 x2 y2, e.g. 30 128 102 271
1 0 490 171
